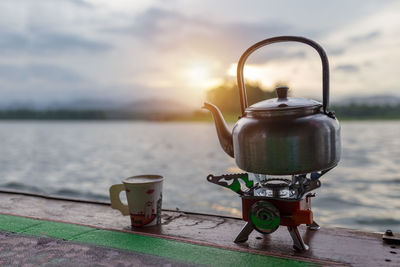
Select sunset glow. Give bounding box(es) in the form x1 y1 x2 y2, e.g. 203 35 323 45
183 62 222 89
227 63 277 88
0 1 399 107
186 63 210 85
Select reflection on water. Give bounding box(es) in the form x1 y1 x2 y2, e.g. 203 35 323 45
0 120 398 232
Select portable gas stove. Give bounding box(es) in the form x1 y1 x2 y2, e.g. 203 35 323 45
203 36 341 251
207 170 330 250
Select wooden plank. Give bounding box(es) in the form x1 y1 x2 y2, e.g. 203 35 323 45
0 216 315 267
0 230 198 267
0 190 398 266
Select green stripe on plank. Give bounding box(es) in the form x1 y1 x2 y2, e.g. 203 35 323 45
0 214 317 267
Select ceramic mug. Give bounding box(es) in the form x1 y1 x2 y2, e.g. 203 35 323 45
109 175 164 227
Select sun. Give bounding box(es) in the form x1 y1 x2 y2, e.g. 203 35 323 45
183 61 221 89
187 64 210 84
227 63 275 87
228 63 264 81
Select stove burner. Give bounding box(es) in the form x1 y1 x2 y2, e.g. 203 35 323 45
255 178 291 198
206 171 330 251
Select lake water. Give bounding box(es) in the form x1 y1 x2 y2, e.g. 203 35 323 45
0 120 399 233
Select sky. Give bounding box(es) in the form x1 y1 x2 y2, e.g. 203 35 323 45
0 0 399 108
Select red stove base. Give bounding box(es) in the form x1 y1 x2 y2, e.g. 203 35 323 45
235 193 318 251
241 195 313 226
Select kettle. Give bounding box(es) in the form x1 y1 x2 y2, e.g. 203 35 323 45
203 36 341 175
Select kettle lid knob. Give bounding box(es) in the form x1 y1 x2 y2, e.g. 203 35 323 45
276 86 289 100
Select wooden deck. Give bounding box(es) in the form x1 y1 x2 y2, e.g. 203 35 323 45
0 190 398 266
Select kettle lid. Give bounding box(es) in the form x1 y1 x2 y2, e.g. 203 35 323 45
246 86 322 117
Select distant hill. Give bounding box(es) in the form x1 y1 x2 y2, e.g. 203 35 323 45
0 98 192 113
334 94 400 106
0 97 195 120
331 94 400 119
123 98 191 113
0 95 398 120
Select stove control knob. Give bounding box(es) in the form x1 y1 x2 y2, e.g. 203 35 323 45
249 201 280 234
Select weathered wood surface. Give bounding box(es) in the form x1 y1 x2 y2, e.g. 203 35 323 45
0 231 196 267
0 190 398 267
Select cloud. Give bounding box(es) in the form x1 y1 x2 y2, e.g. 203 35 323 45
0 32 28 53
348 30 381 44
335 64 360 73
0 30 112 54
63 0 93 8
0 1 399 106
23 0 94 8
0 62 166 107
0 64 85 83
328 48 346 56
33 31 112 53
104 7 299 63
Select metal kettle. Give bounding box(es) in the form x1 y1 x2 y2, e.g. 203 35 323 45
203 36 341 175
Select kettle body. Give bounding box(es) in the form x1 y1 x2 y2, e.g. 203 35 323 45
232 110 340 175
203 36 341 175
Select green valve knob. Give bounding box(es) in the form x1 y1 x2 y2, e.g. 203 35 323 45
249 201 280 234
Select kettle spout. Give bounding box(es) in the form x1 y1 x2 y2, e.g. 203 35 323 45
202 102 234 158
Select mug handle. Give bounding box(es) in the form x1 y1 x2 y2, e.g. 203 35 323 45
109 184 130 216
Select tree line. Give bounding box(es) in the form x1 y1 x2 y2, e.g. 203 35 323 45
0 80 398 120
205 80 400 120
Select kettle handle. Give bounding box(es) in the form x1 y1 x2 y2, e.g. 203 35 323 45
237 36 330 116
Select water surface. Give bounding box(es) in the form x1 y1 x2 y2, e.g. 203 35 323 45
0 120 398 232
